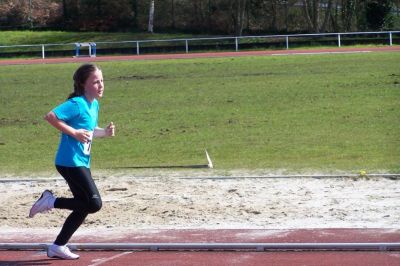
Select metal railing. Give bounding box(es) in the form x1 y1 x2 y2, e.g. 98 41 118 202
0 31 399 59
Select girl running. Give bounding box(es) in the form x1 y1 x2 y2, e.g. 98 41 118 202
29 63 115 260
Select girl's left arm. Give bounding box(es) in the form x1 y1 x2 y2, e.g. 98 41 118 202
94 122 115 138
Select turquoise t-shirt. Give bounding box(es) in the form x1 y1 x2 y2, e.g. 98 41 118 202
53 96 99 168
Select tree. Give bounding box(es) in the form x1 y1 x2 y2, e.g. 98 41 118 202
234 0 247 36
148 0 155 33
365 0 392 30
302 0 333 32
131 0 138 28
171 0 175 29
61 0 68 24
338 0 358 32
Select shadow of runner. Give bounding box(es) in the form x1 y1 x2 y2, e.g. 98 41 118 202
0 258 56 265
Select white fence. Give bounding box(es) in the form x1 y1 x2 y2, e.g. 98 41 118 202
0 31 399 59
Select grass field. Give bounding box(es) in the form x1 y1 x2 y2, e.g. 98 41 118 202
0 52 399 174
0 31 199 46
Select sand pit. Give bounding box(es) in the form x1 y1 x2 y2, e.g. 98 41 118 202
0 170 399 234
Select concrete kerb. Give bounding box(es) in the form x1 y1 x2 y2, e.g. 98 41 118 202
1 242 400 252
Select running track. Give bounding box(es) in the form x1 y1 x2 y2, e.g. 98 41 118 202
1 229 400 265
1 48 400 265
0 46 399 65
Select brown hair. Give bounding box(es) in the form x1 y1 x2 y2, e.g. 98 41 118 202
68 63 101 99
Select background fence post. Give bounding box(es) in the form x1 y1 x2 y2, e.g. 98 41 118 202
136 41 140 55
75 43 79 57
185 40 188 53
235 37 239 51
286 36 289 49
389 32 393 46
41 45 45 59
338 34 341 47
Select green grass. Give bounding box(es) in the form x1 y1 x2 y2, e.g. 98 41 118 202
0 31 203 46
0 52 399 174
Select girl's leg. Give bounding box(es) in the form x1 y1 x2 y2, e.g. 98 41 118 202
53 166 102 245
54 211 88 246
55 166 102 213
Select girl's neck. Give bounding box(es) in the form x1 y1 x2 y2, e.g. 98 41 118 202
84 94 95 103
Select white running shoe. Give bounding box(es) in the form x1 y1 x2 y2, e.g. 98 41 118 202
28 190 55 218
47 244 80 260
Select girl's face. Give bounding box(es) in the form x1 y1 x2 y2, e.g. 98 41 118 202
84 69 104 102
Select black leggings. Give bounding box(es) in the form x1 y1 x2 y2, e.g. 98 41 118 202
54 165 102 246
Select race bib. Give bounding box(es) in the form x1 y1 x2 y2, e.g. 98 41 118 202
83 131 93 155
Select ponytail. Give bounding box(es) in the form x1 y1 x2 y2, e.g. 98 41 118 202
68 63 100 99
67 84 82 99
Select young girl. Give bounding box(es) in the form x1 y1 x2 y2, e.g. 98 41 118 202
29 63 115 260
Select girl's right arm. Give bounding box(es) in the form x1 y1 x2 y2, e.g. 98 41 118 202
44 111 91 143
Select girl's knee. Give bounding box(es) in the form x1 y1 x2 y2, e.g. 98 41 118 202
88 198 102 213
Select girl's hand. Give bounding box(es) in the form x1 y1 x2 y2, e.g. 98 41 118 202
105 122 115 137
74 129 92 143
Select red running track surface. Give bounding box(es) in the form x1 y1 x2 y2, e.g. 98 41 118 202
1 229 400 265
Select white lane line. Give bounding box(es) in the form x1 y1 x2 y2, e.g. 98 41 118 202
89 251 133 266
272 51 372 56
